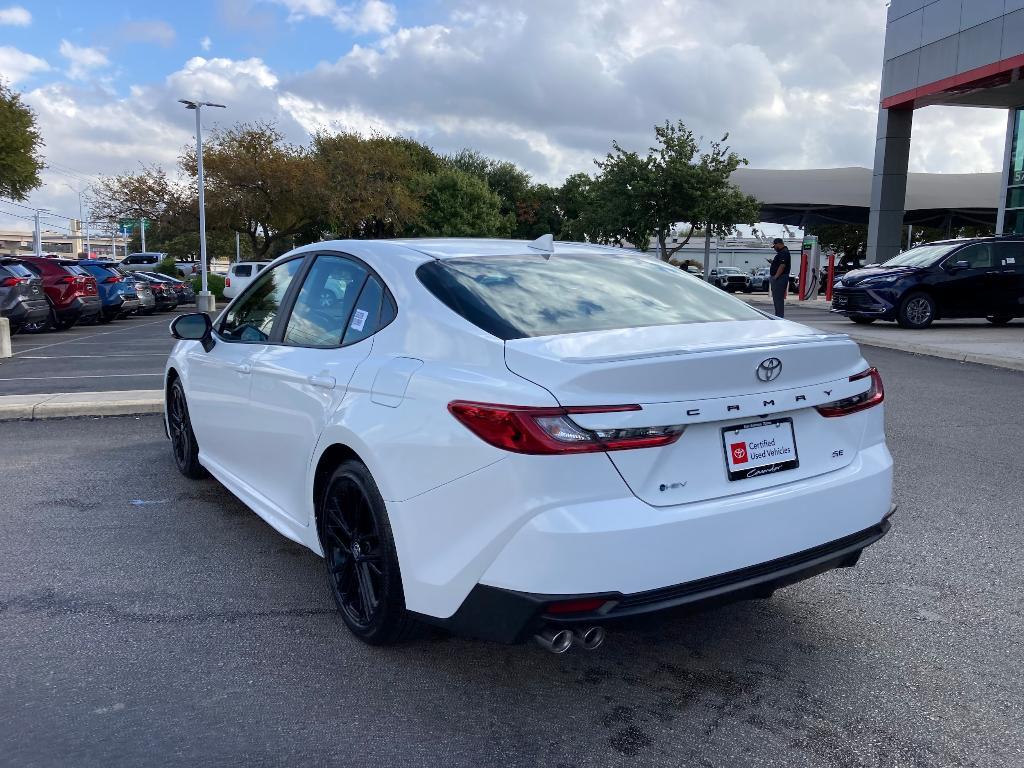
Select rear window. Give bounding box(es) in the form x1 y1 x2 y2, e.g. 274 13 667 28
417 254 764 340
63 265 89 276
233 265 252 277
2 262 34 278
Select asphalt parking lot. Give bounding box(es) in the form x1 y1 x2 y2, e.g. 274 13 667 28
0 309 198 396
2 346 1022 767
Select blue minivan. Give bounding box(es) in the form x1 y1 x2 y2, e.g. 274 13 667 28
79 260 141 322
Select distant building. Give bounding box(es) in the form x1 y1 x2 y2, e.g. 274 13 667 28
870 1 1024 262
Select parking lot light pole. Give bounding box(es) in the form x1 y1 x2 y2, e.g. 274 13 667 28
179 99 225 313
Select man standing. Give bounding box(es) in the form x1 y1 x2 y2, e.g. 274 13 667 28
769 238 791 318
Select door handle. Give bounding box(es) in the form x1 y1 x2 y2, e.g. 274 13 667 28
307 374 336 390
230 361 252 374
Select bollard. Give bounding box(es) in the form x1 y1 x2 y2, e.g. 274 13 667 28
0 316 10 359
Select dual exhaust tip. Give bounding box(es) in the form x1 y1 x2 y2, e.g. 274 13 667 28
534 626 606 654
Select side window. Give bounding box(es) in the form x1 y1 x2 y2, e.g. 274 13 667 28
953 244 993 269
219 258 302 343
233 265 252 277
283 254 368 347
342 277 384 346
995 242 1024 272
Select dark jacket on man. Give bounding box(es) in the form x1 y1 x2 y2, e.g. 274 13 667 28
769 246 791 317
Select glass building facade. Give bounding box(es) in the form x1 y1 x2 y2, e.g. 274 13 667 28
1005 108 1024 235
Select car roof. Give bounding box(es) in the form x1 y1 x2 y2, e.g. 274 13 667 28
385 238 628 259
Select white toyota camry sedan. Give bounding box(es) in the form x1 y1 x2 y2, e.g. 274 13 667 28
164 236 894 651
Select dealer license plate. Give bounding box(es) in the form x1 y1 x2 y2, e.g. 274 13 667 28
722 418 799 481
832 295 848 308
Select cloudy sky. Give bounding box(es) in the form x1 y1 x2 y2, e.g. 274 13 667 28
0 0 1010 234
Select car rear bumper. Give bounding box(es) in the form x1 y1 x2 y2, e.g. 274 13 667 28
427 516 892 643
1 297 49 325
388 439 894 633
55 295 101 321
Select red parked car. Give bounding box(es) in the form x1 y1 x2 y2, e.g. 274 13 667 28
18 256 102 331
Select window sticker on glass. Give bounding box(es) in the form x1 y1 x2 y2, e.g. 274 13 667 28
350 308 369 332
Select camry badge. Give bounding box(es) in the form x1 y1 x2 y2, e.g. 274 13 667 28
756 357 782 382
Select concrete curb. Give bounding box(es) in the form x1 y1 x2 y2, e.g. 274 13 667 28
0 390 163 421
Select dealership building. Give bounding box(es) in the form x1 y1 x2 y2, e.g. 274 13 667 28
869 0 1024 262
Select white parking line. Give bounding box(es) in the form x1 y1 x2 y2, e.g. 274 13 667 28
11 317 171 357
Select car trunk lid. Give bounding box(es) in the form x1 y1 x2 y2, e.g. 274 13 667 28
504 319 871 506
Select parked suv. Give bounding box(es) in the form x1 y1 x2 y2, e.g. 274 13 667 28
830 237 1024 328
79 259 141 321
709 267 752 293
222 261 271 299
19 256 101 330
0 259 49 333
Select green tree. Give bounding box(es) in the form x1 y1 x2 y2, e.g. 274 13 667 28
557 172 593 242
0 81 44 201
313 131 424 239
584 121 759 262
0 82 44 201
410 168 512 237
189 122 329 259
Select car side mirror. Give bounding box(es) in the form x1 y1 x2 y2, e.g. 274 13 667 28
170 313 215 352
948 260 970 272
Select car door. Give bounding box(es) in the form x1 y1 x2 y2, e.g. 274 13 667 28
184 257 304 483
246 253 391 524
936 243 999 317
993 241 1024 317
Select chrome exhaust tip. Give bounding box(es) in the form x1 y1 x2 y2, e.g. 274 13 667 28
574 626 606 651
534 627 574 654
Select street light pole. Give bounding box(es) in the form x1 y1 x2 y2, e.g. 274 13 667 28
179 98 226 313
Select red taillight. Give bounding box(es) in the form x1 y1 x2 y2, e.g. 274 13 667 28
815 368 884 417
546 598 608 615
58 275 76 284
447 401 685 455
224 277 231 287
103 275 121 283
0 276 23 287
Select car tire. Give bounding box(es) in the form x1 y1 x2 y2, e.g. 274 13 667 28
849 315 877 325
896 292 935 329
743 286 752 293
986 315 1013 325
167 379 207 479
320 459 416 646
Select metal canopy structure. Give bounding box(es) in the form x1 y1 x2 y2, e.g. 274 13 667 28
731 167 1001 229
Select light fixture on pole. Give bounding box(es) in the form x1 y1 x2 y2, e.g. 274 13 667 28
179 98 226 313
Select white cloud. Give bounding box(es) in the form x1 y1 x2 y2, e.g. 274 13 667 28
271 0 396 33
0 45 49 84
0 5 30 25
58 40 110 81
200 36 212 51
117 20 176 48
1 0 1011 232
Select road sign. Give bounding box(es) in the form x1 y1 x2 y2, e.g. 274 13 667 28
118 218 148 230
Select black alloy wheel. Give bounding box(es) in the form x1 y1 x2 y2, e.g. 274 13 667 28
986 315 1013 325
849 315 877 325
168 379 206 479
896 291 936 329
320 460 415 645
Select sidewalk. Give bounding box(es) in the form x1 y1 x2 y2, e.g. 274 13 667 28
741 295 1024 372
0 389 163 420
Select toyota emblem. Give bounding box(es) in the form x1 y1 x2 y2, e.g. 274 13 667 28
756 357 782 382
